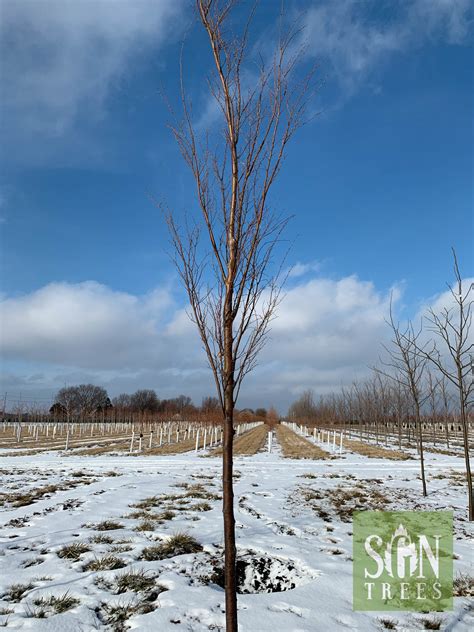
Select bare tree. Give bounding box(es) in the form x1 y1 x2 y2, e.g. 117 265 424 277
130 389 160 413
377 301 430 496
112 393 132 410
202 395 220 414
55 384 109 418
419 250 473 520
166 2 313 628
288 389 316 423
54 387 76 422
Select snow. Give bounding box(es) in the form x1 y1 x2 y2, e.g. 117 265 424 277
0 442 472 631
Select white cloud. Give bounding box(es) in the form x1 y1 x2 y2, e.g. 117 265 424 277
0 0 184 158
0 273 400 409
302 0 471 95
287 261 322 278
0 281 199 371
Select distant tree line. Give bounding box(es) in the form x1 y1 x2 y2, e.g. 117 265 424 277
50 385 273 420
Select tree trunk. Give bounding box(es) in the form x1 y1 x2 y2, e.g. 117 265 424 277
415 402 427 497
459 391 473 522
223 301 238 630
222 403 237 630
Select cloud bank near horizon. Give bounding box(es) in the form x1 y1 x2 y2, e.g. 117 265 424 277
3 271 470 411
0 271 418 410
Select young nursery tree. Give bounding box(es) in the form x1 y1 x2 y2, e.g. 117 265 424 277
378 302 429 496
417 250 474 520
166 2 313 628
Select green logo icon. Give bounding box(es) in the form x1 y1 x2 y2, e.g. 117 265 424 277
353 511 453 611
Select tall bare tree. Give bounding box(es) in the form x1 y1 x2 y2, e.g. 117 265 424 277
378 301 430 496
418 250 473 520
166 2 313 628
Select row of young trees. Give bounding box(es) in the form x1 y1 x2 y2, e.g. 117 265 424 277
288 250 473 520
288 371 465 432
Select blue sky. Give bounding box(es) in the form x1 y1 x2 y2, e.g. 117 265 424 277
0 0 472 411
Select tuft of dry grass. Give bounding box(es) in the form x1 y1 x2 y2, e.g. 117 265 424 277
191 501 212 512
31 593 79 614
378 618 398 630
90 534 114 545
130 496 160 510
156 510 176 522
184 485 220 501
453 572 474 597
114 569 156 594
21 557 44 568
94 520 124 531
134 520 156 532
4 583 34 602
0 607 14 615
418 616 443 630
83 555 126 572
57 542 91 560
140 533 202 561
275 425 330 459
343 438 411 460
109 544 134 554
101 599 157 629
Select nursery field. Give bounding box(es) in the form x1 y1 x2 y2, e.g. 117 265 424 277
0 427 472 632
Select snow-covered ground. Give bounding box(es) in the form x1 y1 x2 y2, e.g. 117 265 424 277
0 444 472 631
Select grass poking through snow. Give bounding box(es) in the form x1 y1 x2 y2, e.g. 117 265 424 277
57 542 91 560
140 533 203 561
31 593 79 615
4 583 34 602
94 520 124 531
83 555 126 571
453 572 474 596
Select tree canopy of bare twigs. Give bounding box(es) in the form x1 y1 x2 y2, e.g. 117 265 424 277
167 2 313 409
416 249 474 520
376 299 431 495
